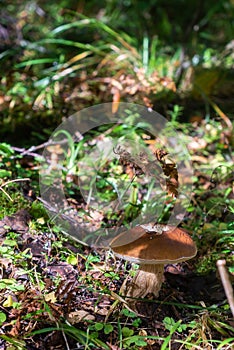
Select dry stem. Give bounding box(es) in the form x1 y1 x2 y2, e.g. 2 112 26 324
217 259 234 317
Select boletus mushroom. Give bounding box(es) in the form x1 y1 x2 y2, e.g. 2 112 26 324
110 224 197 301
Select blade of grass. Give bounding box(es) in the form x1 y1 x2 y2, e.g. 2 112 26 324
161 320 182 350
217 338 234 349
29 324 111 350
51 16 138 54
15 58 56 68
37 38 107 56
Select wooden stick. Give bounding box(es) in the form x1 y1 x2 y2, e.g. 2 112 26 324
217 259 234 317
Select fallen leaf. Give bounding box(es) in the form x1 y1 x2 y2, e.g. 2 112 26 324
66 310 95 324
44 291 57 303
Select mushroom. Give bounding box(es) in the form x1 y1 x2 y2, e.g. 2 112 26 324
110 224 197 301
46 144 64 170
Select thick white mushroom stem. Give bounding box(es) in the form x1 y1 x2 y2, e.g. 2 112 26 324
125 264 165 300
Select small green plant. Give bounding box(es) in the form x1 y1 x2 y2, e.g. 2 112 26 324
89 321 114 335
104 270 120 281
163 316 189 333
168 104 184 124
122 333 148 348
120 308 142 327
85 254 101 270
161 319 188 350
0 232 31 262
0 279 25 293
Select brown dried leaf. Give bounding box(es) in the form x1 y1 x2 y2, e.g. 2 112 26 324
154 149 178 198
0 209 30 236
113 146 145 177
66 310 95 324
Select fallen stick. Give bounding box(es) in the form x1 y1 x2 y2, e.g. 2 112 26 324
217 259 234 317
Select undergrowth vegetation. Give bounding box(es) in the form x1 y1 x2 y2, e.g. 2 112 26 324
0 116 233 349
0 0 233 349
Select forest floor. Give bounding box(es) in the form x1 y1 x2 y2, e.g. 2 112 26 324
0 112 233 350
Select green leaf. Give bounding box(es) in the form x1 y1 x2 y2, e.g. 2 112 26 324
0 246 9 253
135 338 148 346
3 239 17 247
66 255 78 265
94 322 104 331
104 324 113 334
122 326 134 337
132 318 141 327
0 312 6 324
0 143 14 156
163 316 175 331
124 335 147 346
121 308 138 318
0 170 12 178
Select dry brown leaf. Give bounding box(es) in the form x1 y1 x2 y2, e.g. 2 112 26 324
154 149 179 198
66 310 95 324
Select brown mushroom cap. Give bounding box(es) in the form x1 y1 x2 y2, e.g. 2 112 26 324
110 224 197 264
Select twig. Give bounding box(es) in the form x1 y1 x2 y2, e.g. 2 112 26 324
0 186 13 201
208 98 233 131
11 146 45 159
216 259 234 317
11 141 56 158
0 178 30 201
11 132 83 159
61 327 70 350
0 177 30 187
